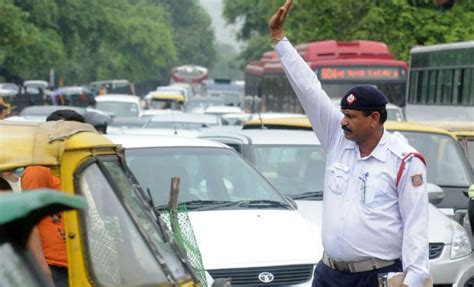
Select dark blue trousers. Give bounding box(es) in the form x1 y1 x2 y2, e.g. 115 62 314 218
312 259 403 287
50 265 68 287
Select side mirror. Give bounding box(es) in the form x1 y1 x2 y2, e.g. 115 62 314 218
465 184 474 199
427 183 444 205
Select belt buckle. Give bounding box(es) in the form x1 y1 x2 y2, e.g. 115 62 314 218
332 260 350 272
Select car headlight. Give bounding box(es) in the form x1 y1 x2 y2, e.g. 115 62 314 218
450 221 472 259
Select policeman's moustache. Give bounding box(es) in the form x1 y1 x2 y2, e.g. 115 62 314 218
341 125 352 132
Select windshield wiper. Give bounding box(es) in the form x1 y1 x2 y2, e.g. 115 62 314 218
236 200 292 209
291 191 324 200
155 200 237 211
183 200 238 210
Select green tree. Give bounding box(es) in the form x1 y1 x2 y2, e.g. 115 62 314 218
224 0 474 62
0 0 179 85
158 0 216 68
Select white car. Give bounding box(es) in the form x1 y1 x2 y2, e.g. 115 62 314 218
143 112 223 129
331 98 405 121
204 105 244 116
95 94 143 118
199 129 474 286
107 134 320 286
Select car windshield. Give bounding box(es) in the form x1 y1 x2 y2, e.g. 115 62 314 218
252 145 326 199
391 131 471 186
96 102 138 117
150 99 181 110
77 159 189 285
184 99 225 112
124 147 289 209
387 109 404 121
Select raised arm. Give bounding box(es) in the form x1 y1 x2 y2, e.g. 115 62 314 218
269 0 343 149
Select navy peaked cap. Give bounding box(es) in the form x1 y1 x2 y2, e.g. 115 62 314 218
340 85 388 111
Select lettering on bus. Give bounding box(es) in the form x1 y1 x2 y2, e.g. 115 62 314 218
319 67 402 80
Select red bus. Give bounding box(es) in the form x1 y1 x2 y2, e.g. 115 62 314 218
245 40 408 113
170 65 208 95
243 51 279 112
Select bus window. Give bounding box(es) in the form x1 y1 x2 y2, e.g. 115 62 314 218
452 69 462 104
464 68 474 105
421 70 429 103
406 41 473 121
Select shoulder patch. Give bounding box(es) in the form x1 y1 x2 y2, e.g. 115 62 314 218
411 173 424 187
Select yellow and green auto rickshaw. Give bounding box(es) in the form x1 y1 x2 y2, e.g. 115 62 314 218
0 120 200 287
0 189 85 286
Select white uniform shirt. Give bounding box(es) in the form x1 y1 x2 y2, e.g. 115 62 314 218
275 38 429 287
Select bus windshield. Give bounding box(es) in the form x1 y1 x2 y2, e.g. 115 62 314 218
406 41 474 121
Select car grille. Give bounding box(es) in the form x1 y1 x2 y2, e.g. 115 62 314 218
208 264 314 286
429 243 444 259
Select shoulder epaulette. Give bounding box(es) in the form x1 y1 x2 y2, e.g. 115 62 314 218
396 152 426 187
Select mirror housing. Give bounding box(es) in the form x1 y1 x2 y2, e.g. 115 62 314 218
427 183 444 205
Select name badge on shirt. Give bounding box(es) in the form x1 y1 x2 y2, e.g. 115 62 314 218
334 162 349 172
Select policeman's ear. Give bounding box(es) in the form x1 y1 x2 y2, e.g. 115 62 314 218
369 111 381 127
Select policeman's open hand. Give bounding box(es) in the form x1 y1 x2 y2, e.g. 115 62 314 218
268 0 292 42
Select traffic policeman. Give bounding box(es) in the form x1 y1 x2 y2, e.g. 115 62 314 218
269 1 430 286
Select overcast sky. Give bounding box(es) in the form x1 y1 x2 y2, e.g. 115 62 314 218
199 0 243 50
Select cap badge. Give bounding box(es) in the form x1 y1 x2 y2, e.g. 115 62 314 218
346 94 356 105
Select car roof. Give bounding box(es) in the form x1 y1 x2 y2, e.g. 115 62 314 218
205 106 243 114
107 133 230 149
186 97 226 103
200 129 321 145
95 94 140 103
331 98 402 109
112 128 203 137
20 105 86 116
148 112 218 124
0 120 115 171
249 112 305 120
419 121 474 136
243 116 455 137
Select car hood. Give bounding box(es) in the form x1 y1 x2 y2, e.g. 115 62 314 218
296 200 453 245
188 209 321 270
427 204 453 243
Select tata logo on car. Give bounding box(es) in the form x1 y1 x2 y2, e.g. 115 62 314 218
258 272 274 283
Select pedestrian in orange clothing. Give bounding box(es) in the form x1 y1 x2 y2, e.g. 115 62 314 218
22 109 85 287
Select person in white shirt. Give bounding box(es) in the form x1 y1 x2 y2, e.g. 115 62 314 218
269 1 430 286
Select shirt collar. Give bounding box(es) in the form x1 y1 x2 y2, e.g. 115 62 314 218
370 129 389 162
344 129 389 162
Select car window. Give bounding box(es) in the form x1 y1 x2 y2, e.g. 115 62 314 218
78 162 167 285
253 145 326 196
96 102 139 117
393 131 471 186
100 160 191 279
387 109 404 121
465 139 474 170
125 147 287 207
